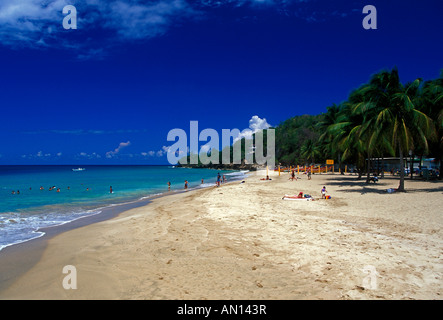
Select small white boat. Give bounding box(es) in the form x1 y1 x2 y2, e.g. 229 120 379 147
72 168 86 172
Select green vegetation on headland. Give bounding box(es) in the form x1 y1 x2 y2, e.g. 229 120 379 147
180 68 443 190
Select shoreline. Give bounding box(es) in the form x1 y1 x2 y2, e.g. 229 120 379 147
0 165 244 254
0 169 246 253
0 197 153 292
0 174 247 295
0 170 441 299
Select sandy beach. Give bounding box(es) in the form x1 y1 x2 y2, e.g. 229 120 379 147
0 170 441 300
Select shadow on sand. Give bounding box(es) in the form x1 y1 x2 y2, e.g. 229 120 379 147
322 174 443 195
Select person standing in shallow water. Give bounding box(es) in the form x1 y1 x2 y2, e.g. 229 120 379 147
168 181 171 191
184 180 188 189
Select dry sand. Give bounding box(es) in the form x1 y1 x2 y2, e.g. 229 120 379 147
0 170 442 300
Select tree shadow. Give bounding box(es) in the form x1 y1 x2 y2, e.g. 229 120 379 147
323 175 443 195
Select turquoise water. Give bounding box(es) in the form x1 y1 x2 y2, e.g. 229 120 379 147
0 165 246 250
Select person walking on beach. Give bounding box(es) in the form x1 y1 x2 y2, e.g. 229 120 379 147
217 173 221 187
308 169 312 180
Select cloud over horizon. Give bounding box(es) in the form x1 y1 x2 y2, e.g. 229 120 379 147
106 141 131 158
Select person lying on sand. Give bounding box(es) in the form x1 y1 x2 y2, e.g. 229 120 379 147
282 192 315 200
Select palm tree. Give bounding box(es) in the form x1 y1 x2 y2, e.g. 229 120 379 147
318 104 342 172
421 74 443 179
366 70 435 191
328 101 368 179
301 139 320 164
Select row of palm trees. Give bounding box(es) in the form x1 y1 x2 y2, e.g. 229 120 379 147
318 68 442 191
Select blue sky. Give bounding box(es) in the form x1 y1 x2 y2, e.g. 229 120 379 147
0 0 442 164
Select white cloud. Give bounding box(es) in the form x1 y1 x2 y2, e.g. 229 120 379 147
35 151 52 157
0 0 194 53
78 151 101 158
0 0 70 47
233 115 272 143
156 146 170 157
21 150 53 159
0 0 310 57
105 0 193 40
200 0 295 7
106 141 131 158
248 115 272 131
142 146 170 157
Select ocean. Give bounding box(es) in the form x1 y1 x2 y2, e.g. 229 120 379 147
0 165 247 251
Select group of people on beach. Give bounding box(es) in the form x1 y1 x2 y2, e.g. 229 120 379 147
167 173 228 191
289 169 312 181
284 168 330 200
216 173 227 187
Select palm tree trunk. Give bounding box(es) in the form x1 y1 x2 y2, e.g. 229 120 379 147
339 152 344 175
381 156 385 178
398 145 405 191
366 153 371 183
439 154 442 180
